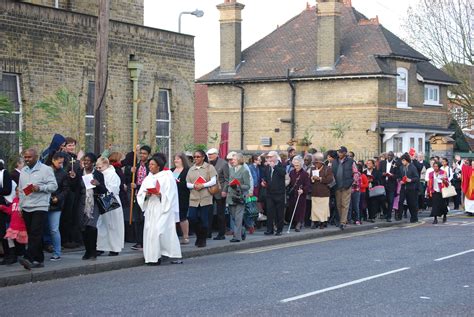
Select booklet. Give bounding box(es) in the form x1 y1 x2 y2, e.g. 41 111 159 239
82 174 96 189
229 178 241 186
312 170 320 177
147 180 161 195
194 176 207 185
23 184 35 196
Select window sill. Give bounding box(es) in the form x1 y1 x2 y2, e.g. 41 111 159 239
396 105 412 109
424 103 443 107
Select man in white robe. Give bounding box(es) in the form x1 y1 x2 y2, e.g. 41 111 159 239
96 163 125 254
137 169 182 264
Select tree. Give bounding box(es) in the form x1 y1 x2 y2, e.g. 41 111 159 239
403 0 473 114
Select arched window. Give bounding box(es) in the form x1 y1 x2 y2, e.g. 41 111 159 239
397 67 408 108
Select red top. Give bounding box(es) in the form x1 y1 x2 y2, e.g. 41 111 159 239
360 173 369 193
0 197 26 232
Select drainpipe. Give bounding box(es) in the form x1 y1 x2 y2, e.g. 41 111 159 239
287 69 296 139
232 83 245 150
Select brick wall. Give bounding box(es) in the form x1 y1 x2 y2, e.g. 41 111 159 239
194 84 208 145
20 0 144 24
1 0 194 155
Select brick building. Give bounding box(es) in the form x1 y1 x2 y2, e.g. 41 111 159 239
197 0 458 157
0 0 195 162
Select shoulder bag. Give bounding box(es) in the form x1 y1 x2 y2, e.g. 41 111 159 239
207 165 220 195
441 185 457 198
368 185 386 198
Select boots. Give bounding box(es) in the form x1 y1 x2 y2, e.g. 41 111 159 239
442 214 447 223
197 227 207 248
194 223 201 246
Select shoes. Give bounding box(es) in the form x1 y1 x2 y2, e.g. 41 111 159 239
339 224 345 230
432 218 438 224
82 253 96 260
171 260 184 264
180 238 190 244
31 261 44 268
319 224 324 229
131 244 143 251
108 252 119 256
241 230 247 241
50 256 61 261
355 221 361 225
213 235 225 240
311 222 317 229
230 238 240 243
146 258 162 266
443 215 447 223
96 251 105 256
19 258 32 270
264 231 274 235
275 231 282 236
386 219 392 223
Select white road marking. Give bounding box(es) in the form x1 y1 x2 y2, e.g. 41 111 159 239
420 296 431 300
280 267 410 303
434 249 474 262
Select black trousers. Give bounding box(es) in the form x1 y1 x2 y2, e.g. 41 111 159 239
82 226 97 257
382 190 396 220
214 198 226 236
23 210 47 263
398 187 418 222
60 192 82 244
266 194 285 232
132 201 144 245
368 196 382 220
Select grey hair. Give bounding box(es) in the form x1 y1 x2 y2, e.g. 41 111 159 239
292 155 304 166
234 152 245 165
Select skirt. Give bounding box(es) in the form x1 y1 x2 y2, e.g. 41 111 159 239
430 192 448 217
5 228 28 244
311 197 330 222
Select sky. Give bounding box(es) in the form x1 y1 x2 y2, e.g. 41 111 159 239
144 0 417 78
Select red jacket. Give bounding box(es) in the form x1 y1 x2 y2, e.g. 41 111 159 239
360 174 369 193
0 197 26 232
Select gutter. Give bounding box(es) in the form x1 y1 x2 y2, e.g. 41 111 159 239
287 69 296 139
232 83 245 150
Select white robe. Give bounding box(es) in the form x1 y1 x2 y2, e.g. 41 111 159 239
97 166 125 253
464 197 474 214
137 170 182 263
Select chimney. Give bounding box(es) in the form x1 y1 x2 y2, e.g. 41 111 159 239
316 0 343 70
217 0 245 74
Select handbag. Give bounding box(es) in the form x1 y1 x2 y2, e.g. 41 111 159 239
441 185 457 198
369 185 386 198
207 167 220 195
97 192 121 215
244 198 259 220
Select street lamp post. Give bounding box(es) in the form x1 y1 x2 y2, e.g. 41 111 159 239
178 9 204 33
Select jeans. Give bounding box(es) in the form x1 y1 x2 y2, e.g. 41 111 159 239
49 211 62 257
23 210 47 263
348 191 361 222
188 205 211 229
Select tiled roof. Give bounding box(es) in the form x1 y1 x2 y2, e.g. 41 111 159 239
198 5 455 85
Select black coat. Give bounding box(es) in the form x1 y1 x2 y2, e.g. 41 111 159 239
49 168 70 211
0 169 12 206
262 162 286 195
378 160 399 192
364 169 383 187
171 167 190 213
398 163 419 191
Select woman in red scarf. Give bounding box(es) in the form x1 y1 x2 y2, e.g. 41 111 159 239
427 162 449 224
461 159 474 214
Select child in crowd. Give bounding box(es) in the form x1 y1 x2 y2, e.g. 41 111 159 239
0 188 27 265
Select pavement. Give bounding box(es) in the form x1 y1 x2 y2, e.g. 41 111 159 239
1 213 473 316
0 210 470 288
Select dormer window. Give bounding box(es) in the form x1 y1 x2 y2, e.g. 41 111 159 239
424 84 440 106
397 67 409 108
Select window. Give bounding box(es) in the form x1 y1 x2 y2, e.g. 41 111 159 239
0 73 22 159
394 137 403 153
410 137 415 149
156 90 170 163
418 137 423 153
85 81 95 152
424 84 440 106
397 68 408 108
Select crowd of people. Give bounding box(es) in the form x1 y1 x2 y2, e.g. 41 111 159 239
1 134 473 269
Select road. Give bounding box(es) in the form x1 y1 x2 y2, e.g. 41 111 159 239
1 214 473 316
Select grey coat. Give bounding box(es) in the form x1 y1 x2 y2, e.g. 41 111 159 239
211 157 229 200
226 165 251 206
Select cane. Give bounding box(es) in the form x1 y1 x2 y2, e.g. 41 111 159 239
287 190 303 234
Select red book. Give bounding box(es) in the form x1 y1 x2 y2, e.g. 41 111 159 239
23 184 34 196
194 176 207 185
146 181 161 195
229 179 241 186
402 176 408 184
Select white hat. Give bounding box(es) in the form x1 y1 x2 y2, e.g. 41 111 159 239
226 151 237 160
206 148 219 155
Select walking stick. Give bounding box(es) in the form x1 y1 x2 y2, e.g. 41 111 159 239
287 190 302 234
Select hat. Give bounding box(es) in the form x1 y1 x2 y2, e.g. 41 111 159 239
266 151 278 157
314 153 324 163
206 148 218 155
287 146 295 152
338 146 348 153
226 151 237 160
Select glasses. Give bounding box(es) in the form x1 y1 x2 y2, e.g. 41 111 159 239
193 156 202 158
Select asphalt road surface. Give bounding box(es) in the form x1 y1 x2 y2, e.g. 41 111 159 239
1 214 473 316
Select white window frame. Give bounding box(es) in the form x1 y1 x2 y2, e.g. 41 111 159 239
156 89 171 163
396 67 410 109
0 73 23 153
424 84 441 106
